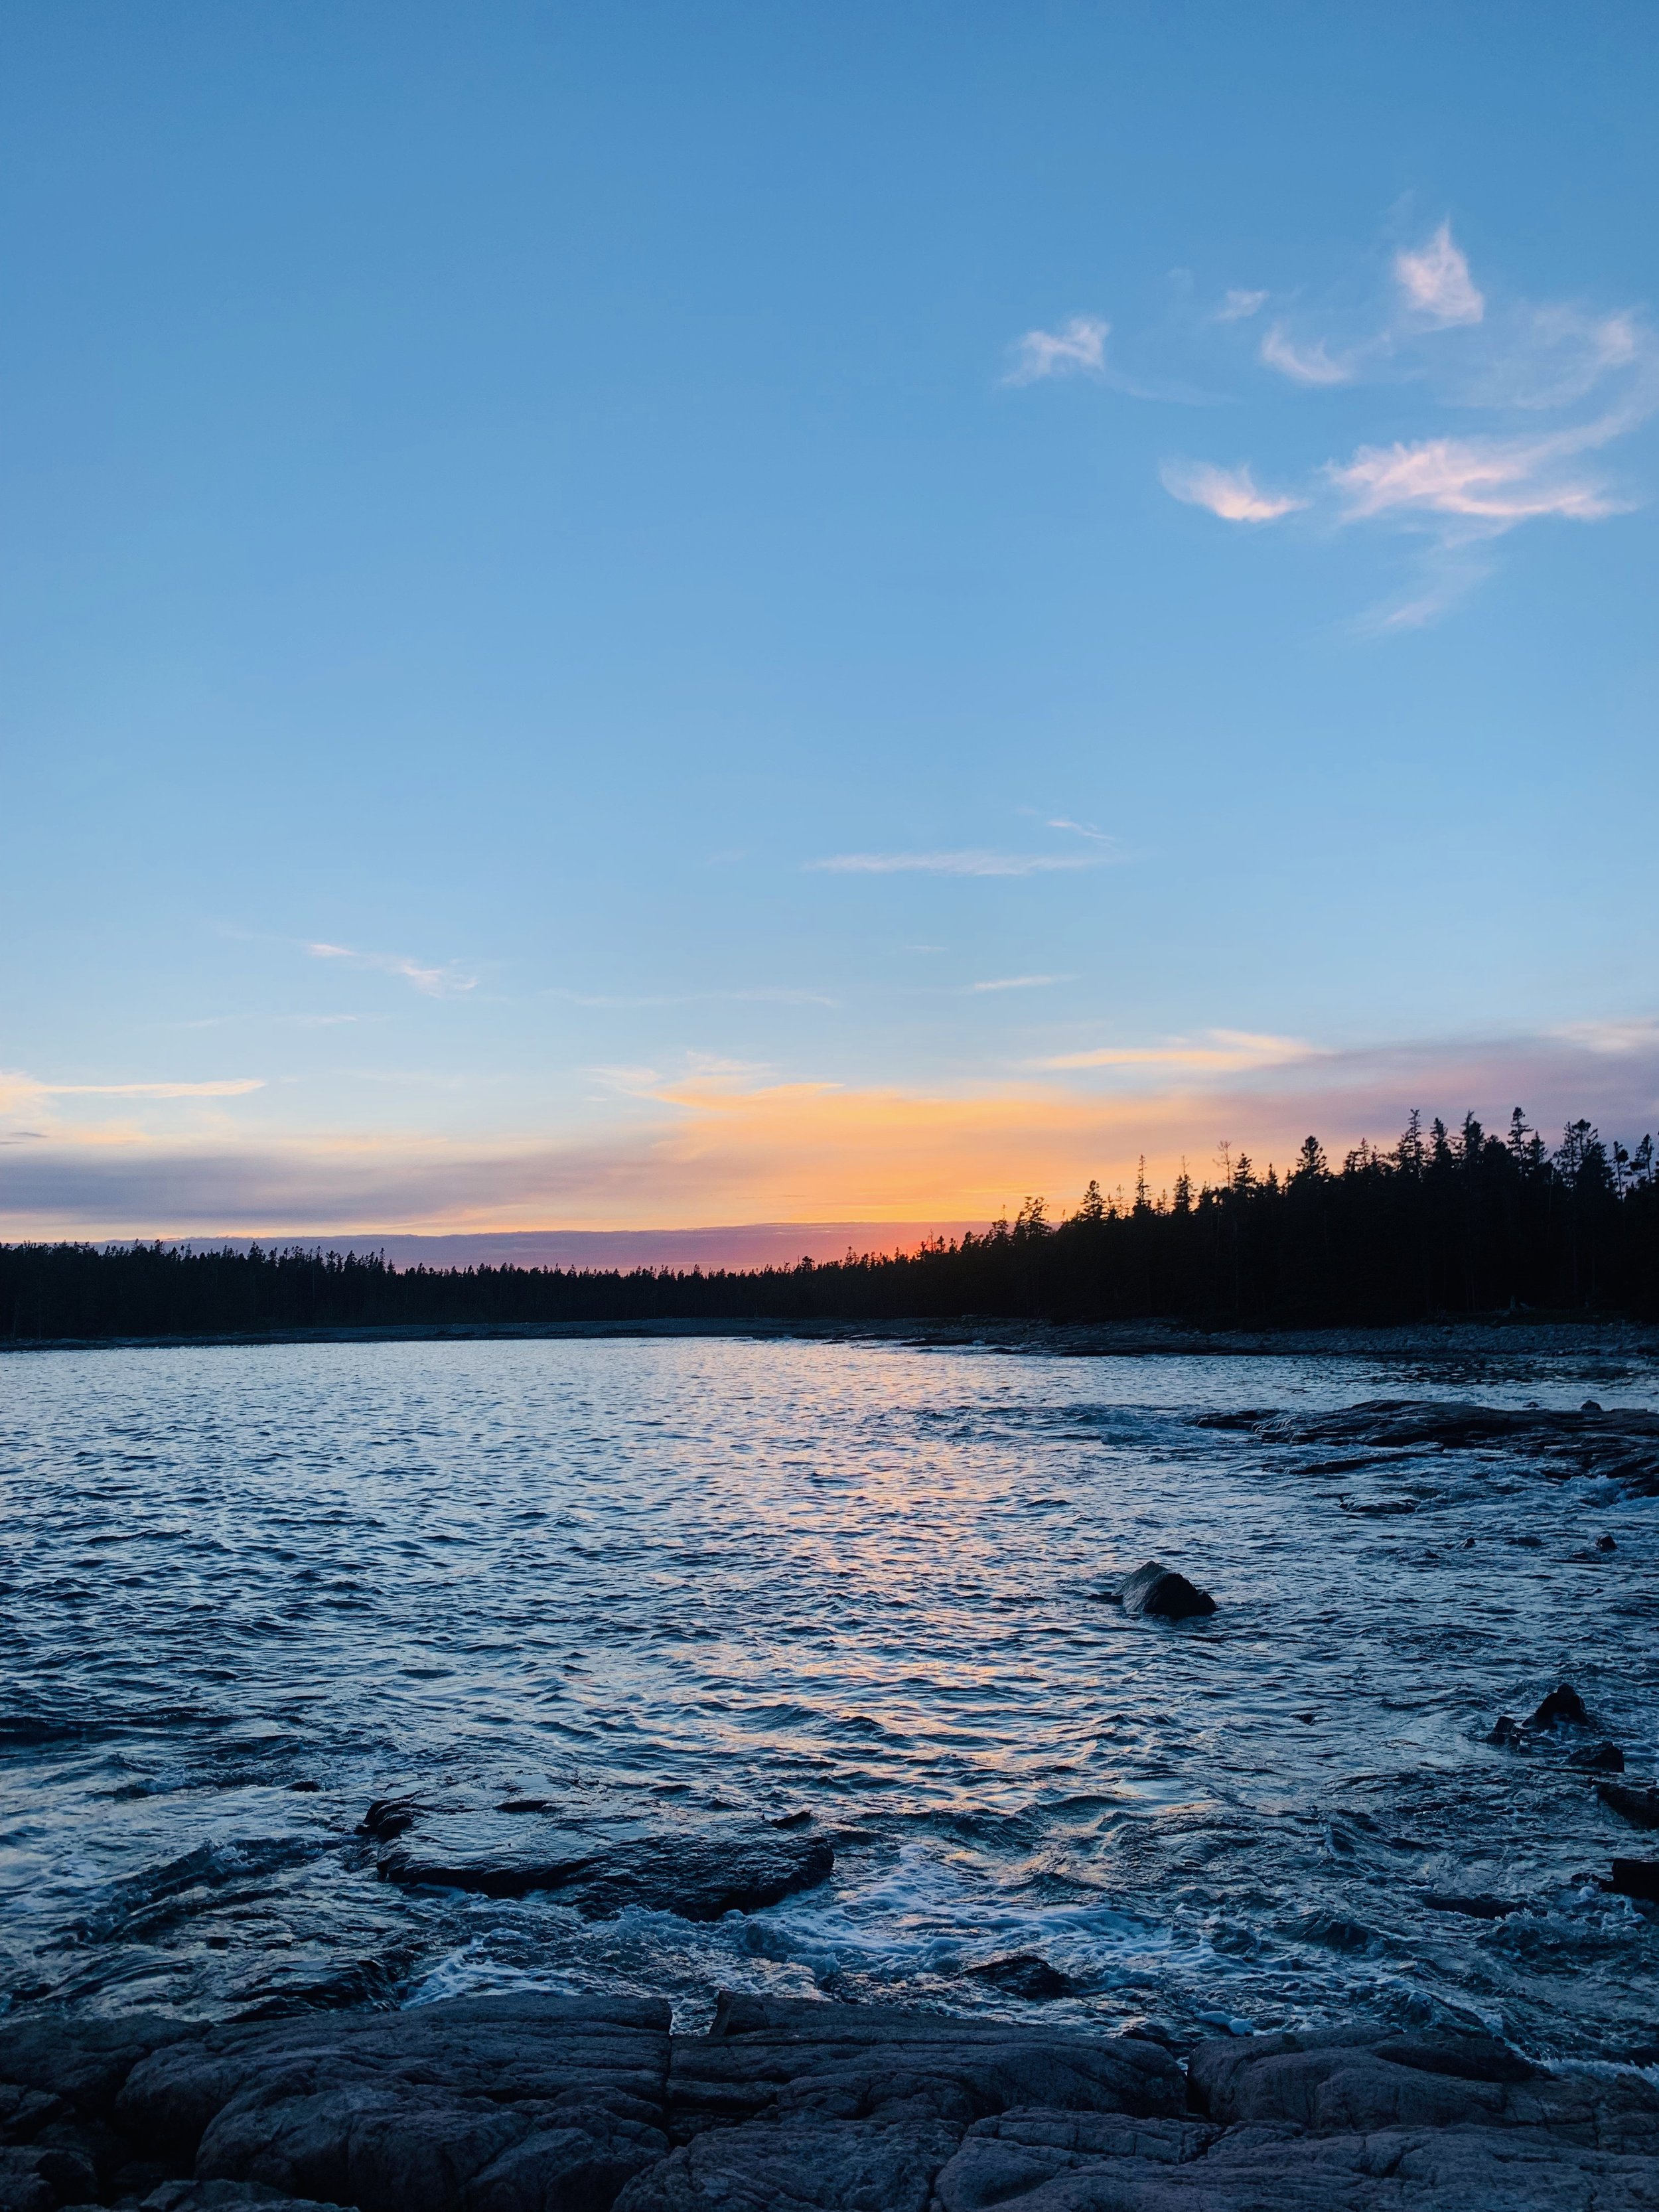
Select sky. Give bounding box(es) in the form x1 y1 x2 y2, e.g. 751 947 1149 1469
4 1 1658 1250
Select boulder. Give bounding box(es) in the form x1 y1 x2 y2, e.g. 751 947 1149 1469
376 1812 833 1919
1568 1740 1624 1773
1528 1682 1589 1730
1609 1858 1659 1901
1599 1781 1659 1830
1117 1563 1216 1621
964 1955 1076 2001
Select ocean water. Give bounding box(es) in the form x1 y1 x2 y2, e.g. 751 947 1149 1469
2 1333 1656 2057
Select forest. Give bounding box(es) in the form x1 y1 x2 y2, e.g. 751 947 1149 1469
3 1109 1657 1342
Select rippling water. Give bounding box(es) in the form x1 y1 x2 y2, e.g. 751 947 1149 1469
3 1333 1656 2057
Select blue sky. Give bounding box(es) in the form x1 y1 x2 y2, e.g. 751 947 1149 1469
4 2 1658 1240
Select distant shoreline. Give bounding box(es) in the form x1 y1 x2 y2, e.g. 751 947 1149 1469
5 1313 1657 1359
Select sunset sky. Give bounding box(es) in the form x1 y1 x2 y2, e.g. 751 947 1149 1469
5 3 1658 1251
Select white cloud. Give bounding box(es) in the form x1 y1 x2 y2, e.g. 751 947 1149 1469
1003 315 1109 385
969 974 1070 993
1161 459 1304 523
1394 221 1484 326
1045 816 1119 850
809 849 1109 877
1260 325 1352 385
1039 1029 1316 1074
307 941 478 997
1216 288 1267 323
0 1070 265 1104
1329 423 1625 530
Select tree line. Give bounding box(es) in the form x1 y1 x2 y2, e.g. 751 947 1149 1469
4 1108 1657 1342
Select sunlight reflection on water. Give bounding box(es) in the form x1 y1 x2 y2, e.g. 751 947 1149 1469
1 1333 1656 2051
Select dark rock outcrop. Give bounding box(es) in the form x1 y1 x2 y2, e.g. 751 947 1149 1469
8 1997 1659 2212
374 1811 833 1919
1528 1682 1588 1730
1198 1397 1659 1493
1117 1562 1216 1621
964 1955 1077 2001
1569 1739 1625 1772
1599 1780 1659 1830
1609 1858 1659 1901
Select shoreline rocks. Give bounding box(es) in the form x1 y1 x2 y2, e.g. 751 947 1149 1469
6 1995 1659 2211
358 1801 834 1921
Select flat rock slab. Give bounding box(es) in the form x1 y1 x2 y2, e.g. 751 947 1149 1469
7 1999 1659 2212
1196 1398 1659 1493
375 1812 834 1920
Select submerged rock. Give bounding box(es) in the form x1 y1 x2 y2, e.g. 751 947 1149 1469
1117 1562 1217 1621
964 1954 1077 2000
1599 1780 1659 1830
1196 1398 1659 1495
374 1808 834 1919
1423 1892 1524 1919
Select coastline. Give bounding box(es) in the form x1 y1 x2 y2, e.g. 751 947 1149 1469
5 1312 1659 1359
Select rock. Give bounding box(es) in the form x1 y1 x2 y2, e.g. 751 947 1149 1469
1599 1780 1659 1829
1486 1714 1526 1749
931 2122 1659 2208
0 2142 98 2211
1422 1893 1523 1919
964 1955 1076 2001
375 1811 833 1918
1528 1682 1589 1730
1582 1399 1604 1413
1530 1683 1586 1729
1609 1858 1659 1901
141 2186 347 2210
19 1995 1659 2212
1194 1399 1659 1496
1597 1533 1618 1551
1117 1562 1216 1621
930 2109 1220 2211
118 1995 672 2212
663 1992 1185 2140
613 2116 962 2212
1568 1740 1624 1773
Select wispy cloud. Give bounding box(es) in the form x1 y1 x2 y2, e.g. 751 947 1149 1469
306 942 478 997
969 974 1070 994
1160 459 1305 522
808 849 1108 877
1039 1029 1316 1074
1329 420 1629 530
1394 220 1484 326
1045 816 1120 850
549 986 837 1009
1147 218 1654 621
0 1070 265 1106
1260 325 1352 386
1216 288 1267 323
1003 315 1109 385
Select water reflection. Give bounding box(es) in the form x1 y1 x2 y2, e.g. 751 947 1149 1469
0 1335 1655 2053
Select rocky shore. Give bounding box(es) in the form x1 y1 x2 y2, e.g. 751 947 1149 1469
5 1991 1659 2211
